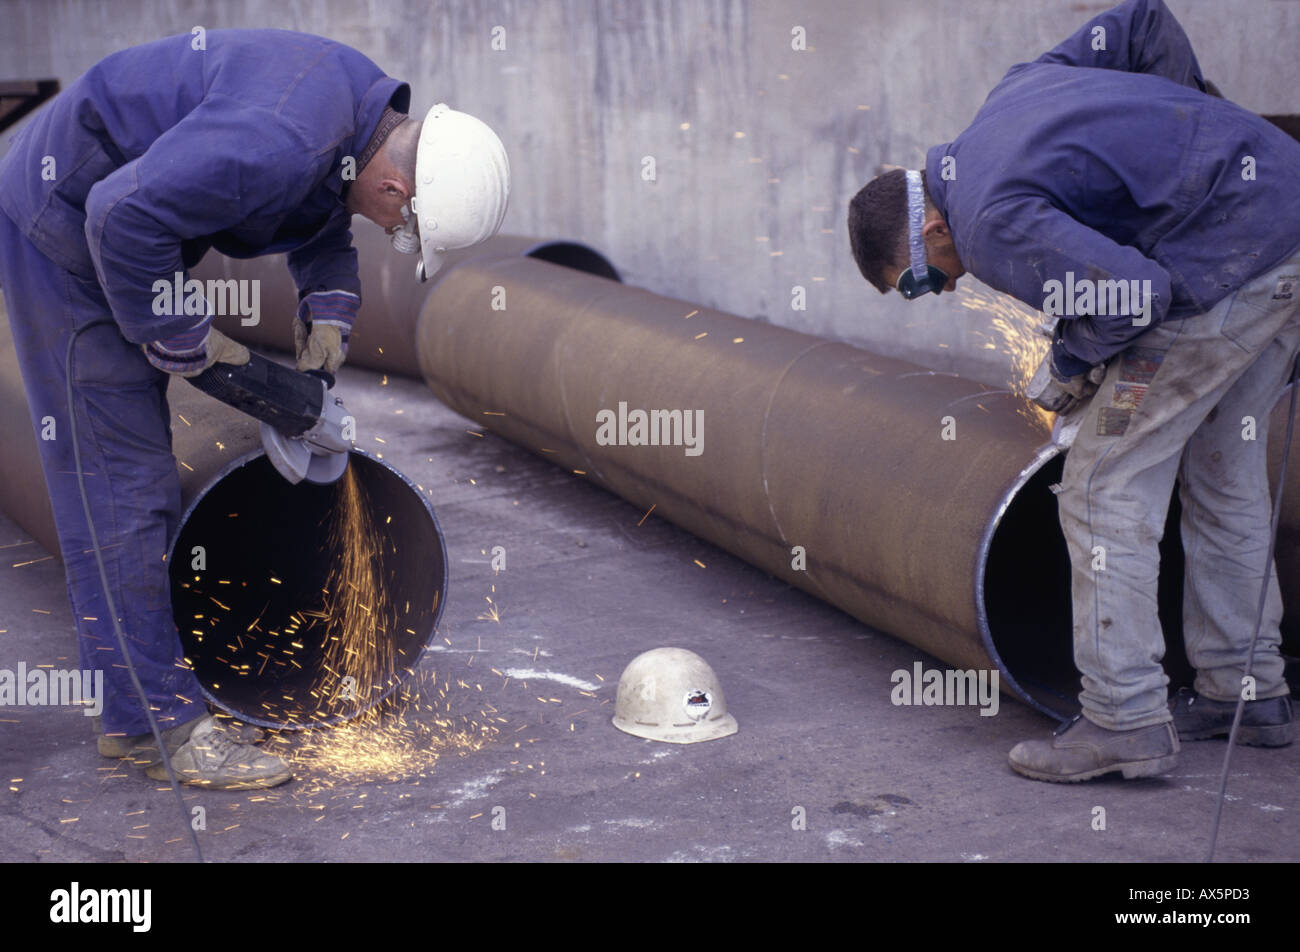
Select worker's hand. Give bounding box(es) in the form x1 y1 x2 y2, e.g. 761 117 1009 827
1026 351 1106 415
143 325 250 378
293 290 359 376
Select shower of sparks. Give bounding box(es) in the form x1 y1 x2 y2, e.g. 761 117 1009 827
170 467 511 801
958 285 1052 430
155 443 617 834
262 671 498 791
313 467 394 716
176 467 424 728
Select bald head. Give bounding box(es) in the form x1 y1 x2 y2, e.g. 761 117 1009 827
346 118 422 229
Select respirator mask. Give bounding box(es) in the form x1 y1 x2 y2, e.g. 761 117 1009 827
388 202 421 255
387 201 434 281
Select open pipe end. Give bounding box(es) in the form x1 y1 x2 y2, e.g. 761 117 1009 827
524 241 622 283
980 449 1193 719
169 450 447 729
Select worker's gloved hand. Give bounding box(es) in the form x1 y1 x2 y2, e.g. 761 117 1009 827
143 325 250 379
293 290 359 376
1026 351 1106 415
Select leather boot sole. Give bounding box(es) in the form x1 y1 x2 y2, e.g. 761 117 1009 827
1178 722 1291 747
1010 752 1178 783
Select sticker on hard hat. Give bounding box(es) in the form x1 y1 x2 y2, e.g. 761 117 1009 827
684 690 712 721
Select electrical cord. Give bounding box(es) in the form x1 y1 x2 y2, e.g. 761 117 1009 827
65 319 204 863
1204 352 1300 863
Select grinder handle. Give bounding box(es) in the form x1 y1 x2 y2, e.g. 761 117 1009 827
187 351 326 437
305 368 335 390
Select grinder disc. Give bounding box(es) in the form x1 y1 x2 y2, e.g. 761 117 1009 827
304 447 350 484
260 422 311 484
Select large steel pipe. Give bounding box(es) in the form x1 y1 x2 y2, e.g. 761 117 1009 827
414 255 1300 717
413 256 1079 715
0 307 448 728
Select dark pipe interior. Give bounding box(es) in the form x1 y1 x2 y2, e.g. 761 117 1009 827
526 242 622 282
984 454 1193 719
169 452 446 729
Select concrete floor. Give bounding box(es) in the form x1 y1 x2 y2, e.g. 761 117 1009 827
1 360 1296 863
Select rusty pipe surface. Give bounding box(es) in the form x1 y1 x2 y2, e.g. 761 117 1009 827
193 228 619 378
413 254 1300 717
414 254 1086 715
0 306 448 728
0 313 57 557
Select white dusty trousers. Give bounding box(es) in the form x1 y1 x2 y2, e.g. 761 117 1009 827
1057 251 1300 731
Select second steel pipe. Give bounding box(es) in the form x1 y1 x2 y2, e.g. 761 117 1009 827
414 255 1089 716
413 254 1300 717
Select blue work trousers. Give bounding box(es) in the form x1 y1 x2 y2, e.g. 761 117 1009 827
0 210 204 736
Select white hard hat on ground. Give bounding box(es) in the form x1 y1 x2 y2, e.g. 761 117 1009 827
410 103 510 280
612 647 738 744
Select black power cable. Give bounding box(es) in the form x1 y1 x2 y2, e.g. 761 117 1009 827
65 319 204 863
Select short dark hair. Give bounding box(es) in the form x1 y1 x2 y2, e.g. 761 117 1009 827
847 168 925 294
386 118 420 182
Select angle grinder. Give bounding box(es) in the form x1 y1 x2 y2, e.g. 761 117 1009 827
188 351 354 485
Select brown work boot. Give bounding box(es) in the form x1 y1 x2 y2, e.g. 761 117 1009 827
144 715 292 790
95 712 263 765
1008 714 1178 782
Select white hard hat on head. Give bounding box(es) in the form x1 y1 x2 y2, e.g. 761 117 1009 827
612 647 738 744
409 103 510 280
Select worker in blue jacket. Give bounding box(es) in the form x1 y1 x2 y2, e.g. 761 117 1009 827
848 0 1299 780
0 29 509 788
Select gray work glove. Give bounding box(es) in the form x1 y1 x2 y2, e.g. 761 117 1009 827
293 290 358 376
144 325 250 378
1026 351 1106 415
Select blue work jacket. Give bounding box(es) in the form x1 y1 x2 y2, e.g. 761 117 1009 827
0 29 408 343
925 0 1300 374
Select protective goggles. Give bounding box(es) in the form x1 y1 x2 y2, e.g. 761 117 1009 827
896 169 949 299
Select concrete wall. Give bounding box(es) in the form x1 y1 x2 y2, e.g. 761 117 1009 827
2 0 1297 384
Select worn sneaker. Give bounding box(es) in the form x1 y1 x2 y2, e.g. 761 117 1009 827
1169 687 1293 747
94 712 206 767
1008 714 1179 782
143 715 292 790
95 712 263 764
